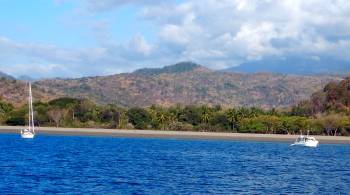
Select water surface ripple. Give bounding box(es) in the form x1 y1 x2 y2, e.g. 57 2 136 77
0 134 349 194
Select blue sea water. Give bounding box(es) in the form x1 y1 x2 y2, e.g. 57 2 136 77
0 134 349 194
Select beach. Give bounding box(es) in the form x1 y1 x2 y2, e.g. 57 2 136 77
1 126 350 144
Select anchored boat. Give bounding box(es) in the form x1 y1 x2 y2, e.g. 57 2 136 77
290 131 319 147
21 83 35 139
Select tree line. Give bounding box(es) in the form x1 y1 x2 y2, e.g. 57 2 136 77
0 97 349 135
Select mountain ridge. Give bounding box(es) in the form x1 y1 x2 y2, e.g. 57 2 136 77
34 63 342 108
133 61 208 75
0 62 344 108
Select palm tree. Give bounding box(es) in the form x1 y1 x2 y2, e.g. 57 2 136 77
66 103 76 121
148 106 158 128
201 112 210 124
156 111 168 130
249 107 263 118
118 111 128 129
226 108 237 131
200 106 212 124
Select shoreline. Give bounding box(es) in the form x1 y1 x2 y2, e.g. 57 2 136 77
1 126 350 144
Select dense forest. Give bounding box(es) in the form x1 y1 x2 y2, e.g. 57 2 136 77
0 77 350 136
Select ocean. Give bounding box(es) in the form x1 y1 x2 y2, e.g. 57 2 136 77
0 134 349 194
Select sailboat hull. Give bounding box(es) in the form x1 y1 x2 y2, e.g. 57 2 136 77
21 132 35 139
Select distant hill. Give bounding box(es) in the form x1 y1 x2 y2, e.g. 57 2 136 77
0 71 15 80
0 78 58 106
304 76 350 114
0 62 343 108
133 62 206 75
224 56 350 75
30 62 341 108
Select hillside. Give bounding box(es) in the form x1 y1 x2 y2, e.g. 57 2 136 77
30 62 341 108
133 62 205 75
224 56 350 75
0 78 58 106
300 76 350 114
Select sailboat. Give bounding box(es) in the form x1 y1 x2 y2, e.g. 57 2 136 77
21 82 35 139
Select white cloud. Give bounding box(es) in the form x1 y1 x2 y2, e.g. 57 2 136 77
1 0 350 77
126 35 154 56
0 36 155 78
139 0 350 68
84 0 171 11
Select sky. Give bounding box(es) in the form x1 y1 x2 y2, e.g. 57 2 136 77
0 0 350 78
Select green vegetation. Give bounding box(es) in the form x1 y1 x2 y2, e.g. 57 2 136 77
0 98 14 124
0 77 349 136
0 97 349 136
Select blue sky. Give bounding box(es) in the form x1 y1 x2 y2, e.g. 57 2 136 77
1 0 350 78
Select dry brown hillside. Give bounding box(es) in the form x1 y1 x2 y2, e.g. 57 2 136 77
0 78 58 106
30 62 341 108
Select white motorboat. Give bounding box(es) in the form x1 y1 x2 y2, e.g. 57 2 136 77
21 83 35 139
290 131 318 147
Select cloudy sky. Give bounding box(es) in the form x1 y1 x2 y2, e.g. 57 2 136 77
1 0 350 78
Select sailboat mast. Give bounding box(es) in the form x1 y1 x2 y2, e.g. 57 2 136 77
28 82 32 131
29 83 35 133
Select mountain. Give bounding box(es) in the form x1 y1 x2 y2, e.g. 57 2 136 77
29 62 341 108
297 76 350 114
0 62 343 108
0 78 57 106
224 56 350 75
0 71 15 80
133 61 206 75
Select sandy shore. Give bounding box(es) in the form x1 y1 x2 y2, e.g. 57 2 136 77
1 126 350 144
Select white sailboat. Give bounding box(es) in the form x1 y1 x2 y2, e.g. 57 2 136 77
21 83 35 139
290 130 318 147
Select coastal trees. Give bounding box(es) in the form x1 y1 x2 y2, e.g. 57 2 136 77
179 105 201 126
280 117 295 134
2 88 350 135
0 98 13 124
209 112 230 131
34 101 50 126
200 108 211 124
47 107 68 127
156 110 173 130
225 108 237 131
127 107 152 129
49 97 79 109
100 104 121 128
118 111 129 129
238 117 265 133
75 99 101 123
148 105 174 130
225 107 264 132
6 108 26 126
313 114 349 136
255 115 280 134
339 117 350 135
238 115 308 134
